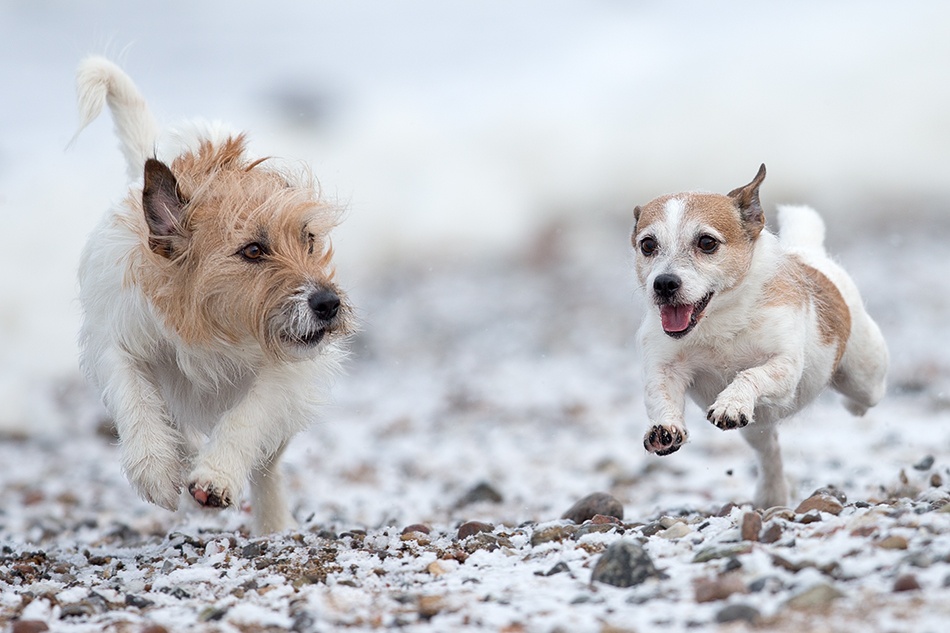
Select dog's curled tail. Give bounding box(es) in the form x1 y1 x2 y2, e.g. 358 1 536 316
72 56 160 182
776 204 827 254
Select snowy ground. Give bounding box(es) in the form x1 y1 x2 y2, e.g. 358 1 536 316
3 1 950 632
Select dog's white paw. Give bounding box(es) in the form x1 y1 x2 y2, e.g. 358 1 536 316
643 423 688 456
187 464 242 509
707 389 755 431
123 455 183 511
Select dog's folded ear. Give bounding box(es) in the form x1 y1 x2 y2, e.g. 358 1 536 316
143 158 188 257
728 163 767 239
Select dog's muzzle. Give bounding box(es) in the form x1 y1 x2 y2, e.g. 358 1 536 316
652 274 712 339
278 287 344 349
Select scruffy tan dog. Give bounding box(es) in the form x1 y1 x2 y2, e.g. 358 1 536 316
74 57 352 534
632 165 888 508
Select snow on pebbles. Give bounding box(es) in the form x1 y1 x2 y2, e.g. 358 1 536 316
3 221 950 632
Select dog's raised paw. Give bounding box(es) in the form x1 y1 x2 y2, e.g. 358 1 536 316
188 481 231 508
706 405 751 431
643 424 687 456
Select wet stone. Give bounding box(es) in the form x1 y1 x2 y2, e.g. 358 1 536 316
590 540 662 588
562 492 624 523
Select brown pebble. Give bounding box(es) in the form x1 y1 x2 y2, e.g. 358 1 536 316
457 521 494 540
795 494 843 516
694 573 746 603
562 492 624 523
893 574 921 592
590 514 622 525
140 627 170 633
741 512 762 542
401 524 431 535
759 521 783 544
11 622 50 633
876 535 909 550
931 473 943 488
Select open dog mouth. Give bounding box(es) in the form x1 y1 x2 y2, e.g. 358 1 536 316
659 292 713 338
281 327 328 347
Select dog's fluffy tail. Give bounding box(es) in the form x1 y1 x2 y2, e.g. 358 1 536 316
777 204 827 254
72 56 159 182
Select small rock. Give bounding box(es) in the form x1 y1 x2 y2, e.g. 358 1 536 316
240 542 265 558
759 521 783 544
811 486 847 504
795 494 843 516
11 622 50 633
913 455 935 471
762 507 796 522
931 473 943 488
893 574 921 592
590 540 662 588
877 535 909 550
400 531 430 545
785 583 845 609
530 524 577 546
417 595 445 620
401 524 431 535
534 562 571 577
692 544 753 563
590 514 622 525
562 492 624 523
741 512 762 542
694 573 746 603
457 521 494 540
574 522 620 539
426 560 454 577
657 522 691 540
125 594 154 609
454 482 503 508
715 603 760 624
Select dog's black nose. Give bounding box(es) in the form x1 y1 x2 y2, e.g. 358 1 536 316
653 273 681 299
308 289 340 321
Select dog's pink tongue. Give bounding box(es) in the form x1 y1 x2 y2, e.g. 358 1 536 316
660 304 692 332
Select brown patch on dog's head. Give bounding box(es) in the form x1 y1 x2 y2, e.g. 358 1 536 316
131 134 352 361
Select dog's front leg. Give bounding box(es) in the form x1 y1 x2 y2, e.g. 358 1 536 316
104 352 184 511
186 369 300 527
642 364 691 456
707 354 803 430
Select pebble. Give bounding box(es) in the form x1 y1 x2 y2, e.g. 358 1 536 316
741 512 762 541
785 583 845 609
893 574 921 592
562 492 624 523
457 521 494 540
590 540 662 588
11 622 49 633
535 562 571 577
877 535 909 550
715 603 760 624
401 524 431 535
657 522 691 540
692 544 753 563
454 482 503 508
531 524 577 546
913 455 935 471
759 521 783 544
795 493 843 516
140 627 169 633
693 573 746 603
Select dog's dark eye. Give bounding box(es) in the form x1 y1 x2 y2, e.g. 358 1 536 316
639 236 658 256
697 235 719 254
238 242 267 262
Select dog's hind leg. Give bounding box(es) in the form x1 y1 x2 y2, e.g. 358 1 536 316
249 442 296 535
740 424 789 508
833 310 888 416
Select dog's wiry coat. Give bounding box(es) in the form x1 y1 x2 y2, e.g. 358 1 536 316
75 57 352 534
632 165 888 508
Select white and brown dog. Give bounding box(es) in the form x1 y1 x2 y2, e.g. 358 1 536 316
74 57 353 534
632 165 888 508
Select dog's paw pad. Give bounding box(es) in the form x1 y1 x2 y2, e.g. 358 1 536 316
643 424 687 455
707 403 751 431
188 482 231 508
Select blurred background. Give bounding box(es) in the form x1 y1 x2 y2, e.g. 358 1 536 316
1 0 949 434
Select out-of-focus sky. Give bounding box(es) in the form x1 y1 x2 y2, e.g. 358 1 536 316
1 0 948 428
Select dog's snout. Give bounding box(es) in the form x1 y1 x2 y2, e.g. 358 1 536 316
308 289 340 321
653 273 681 299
